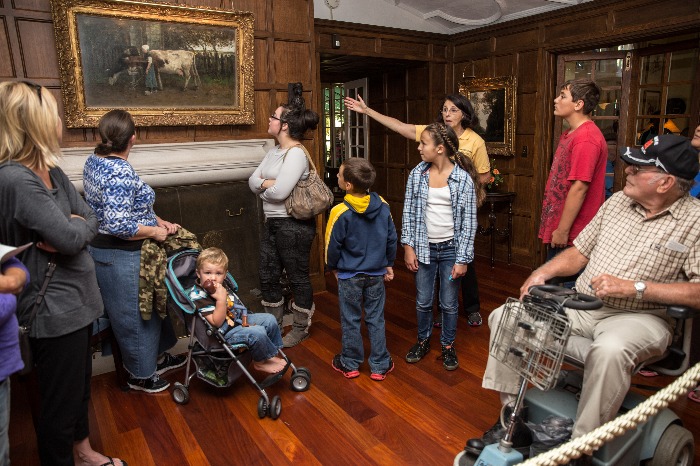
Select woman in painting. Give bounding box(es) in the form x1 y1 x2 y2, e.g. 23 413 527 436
248 83 320 348
83 109 190 394
0 81 128 466
344 93 488 327
141 44 158 95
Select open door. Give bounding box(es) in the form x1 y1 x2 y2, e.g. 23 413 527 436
343 78 369 159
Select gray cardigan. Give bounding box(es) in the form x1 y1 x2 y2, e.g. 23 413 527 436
248 145 309 218
0 162 103 338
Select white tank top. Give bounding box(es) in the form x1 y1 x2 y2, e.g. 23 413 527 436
426 185 454 243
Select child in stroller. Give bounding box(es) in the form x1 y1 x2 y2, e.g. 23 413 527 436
190 247 287 374
166 247 311 419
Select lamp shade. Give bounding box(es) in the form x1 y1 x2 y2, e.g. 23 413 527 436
663 119 681 134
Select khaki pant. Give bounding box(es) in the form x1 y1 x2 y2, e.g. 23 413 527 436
482 303 671 438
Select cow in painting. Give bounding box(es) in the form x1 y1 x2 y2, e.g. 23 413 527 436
146 48 201 91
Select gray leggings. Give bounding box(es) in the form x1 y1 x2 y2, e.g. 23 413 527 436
259 217 316 309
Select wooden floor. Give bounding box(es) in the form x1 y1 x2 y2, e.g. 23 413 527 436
9 257 700 465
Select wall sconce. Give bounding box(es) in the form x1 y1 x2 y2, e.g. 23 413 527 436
331 34 341 49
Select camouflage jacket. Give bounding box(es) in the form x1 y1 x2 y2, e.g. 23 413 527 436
139 228 200 320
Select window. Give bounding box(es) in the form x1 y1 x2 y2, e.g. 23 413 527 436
636 47 697 145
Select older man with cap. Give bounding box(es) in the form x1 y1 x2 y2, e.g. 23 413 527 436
466 134 700 454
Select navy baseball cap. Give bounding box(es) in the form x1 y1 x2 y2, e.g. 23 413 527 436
620 135 699 180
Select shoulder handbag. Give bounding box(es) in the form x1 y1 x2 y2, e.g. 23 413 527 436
17 255 56 375
284 145 334 220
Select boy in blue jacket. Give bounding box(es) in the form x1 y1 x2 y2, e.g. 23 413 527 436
325 158 397 381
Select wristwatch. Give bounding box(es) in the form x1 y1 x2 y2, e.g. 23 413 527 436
634 281 646 300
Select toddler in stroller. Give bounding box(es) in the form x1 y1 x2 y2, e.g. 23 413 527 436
165 247 311 419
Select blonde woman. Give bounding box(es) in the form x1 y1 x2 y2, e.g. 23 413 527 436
0 81 127 466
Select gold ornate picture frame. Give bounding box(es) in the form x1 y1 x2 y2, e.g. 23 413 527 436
50 0 254 127
458 76 517 156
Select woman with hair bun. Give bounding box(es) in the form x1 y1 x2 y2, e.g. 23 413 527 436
249 83 320 348
0 81 127 466
83 109 187 394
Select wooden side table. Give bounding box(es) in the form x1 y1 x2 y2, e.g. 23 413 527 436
477 191 516 267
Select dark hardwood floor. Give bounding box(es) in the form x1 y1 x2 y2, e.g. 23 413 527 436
9 257 700 465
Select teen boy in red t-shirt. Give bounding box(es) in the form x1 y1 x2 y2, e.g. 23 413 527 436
539 79 607 284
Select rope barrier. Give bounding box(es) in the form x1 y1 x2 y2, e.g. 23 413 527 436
521 362 700 465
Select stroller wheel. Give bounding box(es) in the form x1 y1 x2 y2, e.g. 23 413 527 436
269 395 282 420
172 382 190 405
295 367 312 382
257 396 267 419
291 371 311 392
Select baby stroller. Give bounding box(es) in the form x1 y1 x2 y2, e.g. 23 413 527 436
164 248 311 420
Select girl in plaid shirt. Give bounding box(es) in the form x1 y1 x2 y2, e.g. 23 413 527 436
402 123 483 370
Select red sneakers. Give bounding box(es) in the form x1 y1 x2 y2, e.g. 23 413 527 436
332 354 359 379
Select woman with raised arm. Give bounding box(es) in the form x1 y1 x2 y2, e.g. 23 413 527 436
345 93 488 327
0 81 127 466
249 84 320 347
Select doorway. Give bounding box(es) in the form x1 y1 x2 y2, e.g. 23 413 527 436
320 78 369 202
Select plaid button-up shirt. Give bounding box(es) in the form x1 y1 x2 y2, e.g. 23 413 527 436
401 161 476 265
574 192 700 311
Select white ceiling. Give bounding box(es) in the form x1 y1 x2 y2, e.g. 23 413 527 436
315 0 594 34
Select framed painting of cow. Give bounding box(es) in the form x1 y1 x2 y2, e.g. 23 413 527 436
50 0 254 127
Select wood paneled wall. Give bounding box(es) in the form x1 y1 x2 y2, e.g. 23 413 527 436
451 0 700 268
0 0 328 289
4 0 700 273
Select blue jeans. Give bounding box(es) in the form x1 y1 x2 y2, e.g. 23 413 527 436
337 274 391 373
89 246 177 378
416 240 461 346
0 378 8 466
222 313 283 362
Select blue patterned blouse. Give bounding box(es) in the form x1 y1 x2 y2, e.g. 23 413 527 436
83 154 158 239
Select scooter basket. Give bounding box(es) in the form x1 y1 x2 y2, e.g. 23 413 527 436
491 297 572 391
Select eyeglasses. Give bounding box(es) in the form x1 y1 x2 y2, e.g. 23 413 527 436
270 113 285 122
441 107 461 115
21 81 42 106
628 165 663 175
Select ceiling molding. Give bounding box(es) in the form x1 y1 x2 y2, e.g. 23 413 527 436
365 0 593 33
422 7 503 27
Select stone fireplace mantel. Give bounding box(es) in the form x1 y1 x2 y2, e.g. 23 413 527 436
60 138 275 191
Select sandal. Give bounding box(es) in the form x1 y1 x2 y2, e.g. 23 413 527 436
638 369 659 377
100 457 128 466
688 387 700 404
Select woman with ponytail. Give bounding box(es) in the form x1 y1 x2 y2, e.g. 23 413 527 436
249 83 320 348
402 123 480 371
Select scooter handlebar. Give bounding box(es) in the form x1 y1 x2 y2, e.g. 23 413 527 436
528 284 603 311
